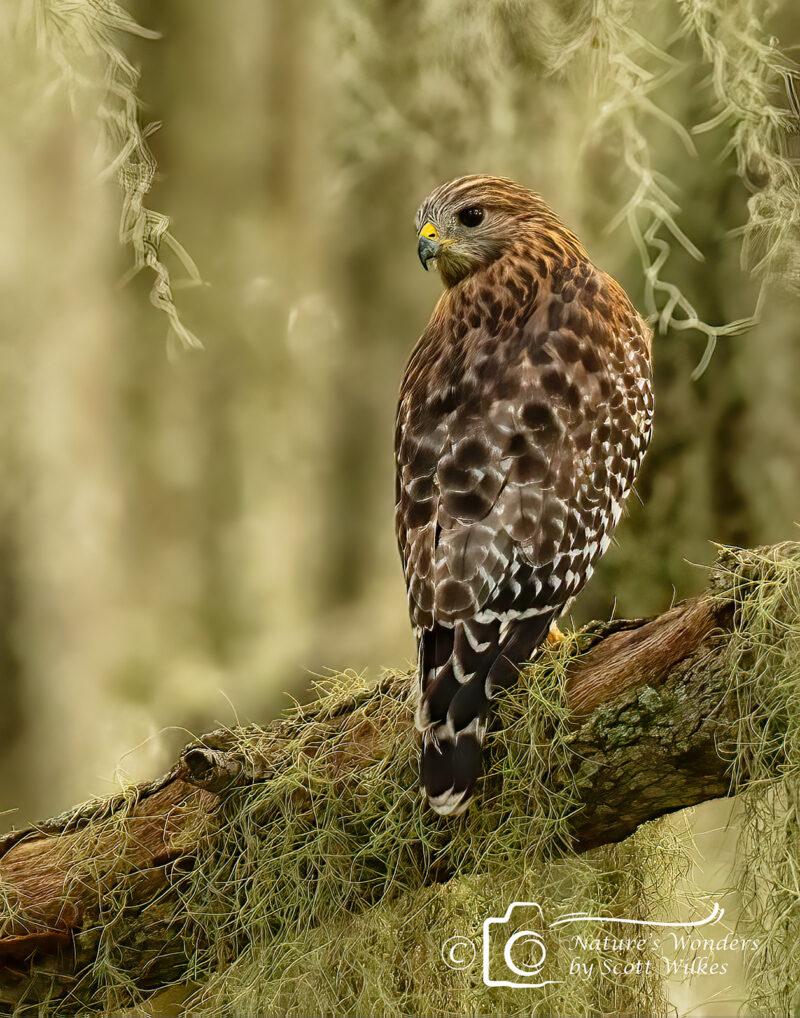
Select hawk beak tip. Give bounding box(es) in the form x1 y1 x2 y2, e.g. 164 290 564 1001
417 235 440 271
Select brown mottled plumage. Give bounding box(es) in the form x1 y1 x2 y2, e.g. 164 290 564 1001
395 175 654 816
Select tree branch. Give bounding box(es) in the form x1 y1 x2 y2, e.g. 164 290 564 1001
0 544 793 1009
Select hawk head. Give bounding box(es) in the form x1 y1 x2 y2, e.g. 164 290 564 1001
415 174 567 288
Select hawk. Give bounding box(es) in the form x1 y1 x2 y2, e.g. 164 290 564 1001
395 175 653 816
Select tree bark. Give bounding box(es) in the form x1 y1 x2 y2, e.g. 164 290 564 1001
0 545 788 1009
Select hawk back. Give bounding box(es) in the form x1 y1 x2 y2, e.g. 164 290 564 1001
396 208 653 817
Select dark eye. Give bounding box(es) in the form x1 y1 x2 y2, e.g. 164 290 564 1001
458 206 484 227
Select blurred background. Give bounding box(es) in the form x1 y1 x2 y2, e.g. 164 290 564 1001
2 3 799 1014
0 7 799 1000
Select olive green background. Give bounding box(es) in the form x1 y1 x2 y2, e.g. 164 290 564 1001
2 3 799 1014
0 15 798 1011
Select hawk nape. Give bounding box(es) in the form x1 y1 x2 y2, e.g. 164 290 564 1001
395 175 653 816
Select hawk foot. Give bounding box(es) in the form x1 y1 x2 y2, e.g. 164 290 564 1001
547 622 567 645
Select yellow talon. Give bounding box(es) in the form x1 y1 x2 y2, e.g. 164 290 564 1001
547 622 566 645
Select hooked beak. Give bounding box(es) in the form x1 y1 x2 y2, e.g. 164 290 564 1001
417 221 441 270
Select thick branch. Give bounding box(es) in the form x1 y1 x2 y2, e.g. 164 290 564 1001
0 544 791 1009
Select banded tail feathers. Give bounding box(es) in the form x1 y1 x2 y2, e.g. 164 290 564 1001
416 611 557 815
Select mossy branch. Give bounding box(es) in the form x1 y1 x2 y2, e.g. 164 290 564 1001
0 543 797 1012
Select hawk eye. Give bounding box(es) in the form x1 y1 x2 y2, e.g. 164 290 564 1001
458 206 484 227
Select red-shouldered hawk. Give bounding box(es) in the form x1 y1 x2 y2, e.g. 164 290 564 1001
395 175 653 816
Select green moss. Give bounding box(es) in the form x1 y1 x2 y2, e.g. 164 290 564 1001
638 686 665 716
720 544 800 1015
151 634 677 1018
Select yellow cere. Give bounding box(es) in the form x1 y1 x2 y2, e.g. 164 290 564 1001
418 221 439 241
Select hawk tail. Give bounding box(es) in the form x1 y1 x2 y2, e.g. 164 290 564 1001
416 610 557 816
420 725 484 817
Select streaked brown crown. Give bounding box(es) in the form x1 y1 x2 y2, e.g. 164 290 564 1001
415 175 549 229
